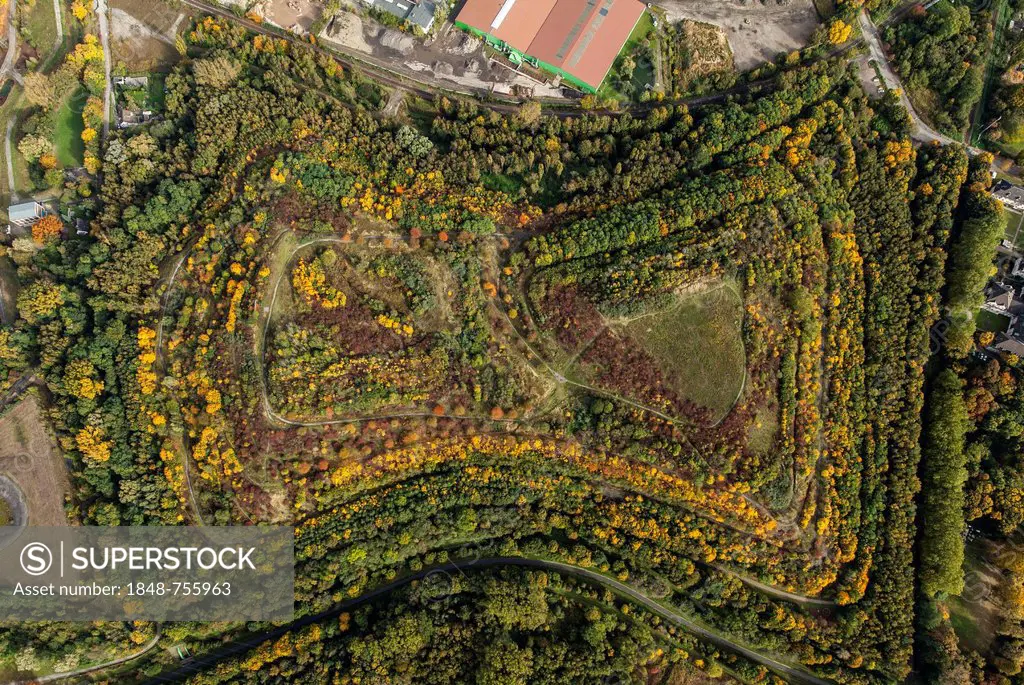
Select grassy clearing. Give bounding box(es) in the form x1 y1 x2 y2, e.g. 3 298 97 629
0 497 10 525
1004 207 1023 247
19 0 58 55
0 87 21 203
0 395 71 526
950 536 1004 653
977 309 1010 333
812 0 836 19
54 86 87 166
9 105 34 198
148 73 167 110
621 281 745 420
405 95 437 134
748 405 779 454
623 10 655 56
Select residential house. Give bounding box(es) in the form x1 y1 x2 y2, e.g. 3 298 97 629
983 281 1024 356
993 179 1024 213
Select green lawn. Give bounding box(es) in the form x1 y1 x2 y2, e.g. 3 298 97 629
0 255 20 324
54 87 87 167
19 0 58 55
976 309 1010 333
621 281 746 421
747 405 779 454
1004 207 1024 248
148 73 167 111
623 10 655 55
8 101 34 198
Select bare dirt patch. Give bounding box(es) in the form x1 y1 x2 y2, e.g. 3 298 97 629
0 395 70 526
656 0 821 71
258 0 322 35
110 0 182 34
109 0 183 71
682 20 733 74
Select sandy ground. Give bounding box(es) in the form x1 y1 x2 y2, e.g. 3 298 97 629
383 87 406 117
260 0 322 35
0 395 70 526
320 11 566 98
111 8 174 44
656 0 821 71
111 0 181 34
110 0 183 71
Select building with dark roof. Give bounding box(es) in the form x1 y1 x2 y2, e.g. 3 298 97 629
454 0 647 93
364 0 437 32
993 179 1024 213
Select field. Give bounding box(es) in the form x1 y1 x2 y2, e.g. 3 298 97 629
1004 207 1023 248
18 0 58 56
949 535 1008 654
977 309 1010 333
656 0 820 71
0 395 70 526
53 87 87 166
0 90 32 202
619 282 745 421
109 0 184 72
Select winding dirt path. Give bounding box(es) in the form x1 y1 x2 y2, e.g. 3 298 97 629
142 558 831 685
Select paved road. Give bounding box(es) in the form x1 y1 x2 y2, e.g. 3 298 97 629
0 0 16 82
96 0 111 138
50 0 63 55
858 10 960 147
142 557 831 685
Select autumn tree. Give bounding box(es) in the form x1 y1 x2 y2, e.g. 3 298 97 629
23 73 54 108
32 215 63 244
193 56 242 89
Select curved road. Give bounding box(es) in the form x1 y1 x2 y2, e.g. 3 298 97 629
0 0 16 82
96 0 111 138
21 626 162 684
142 557 831 685
858 9 991 157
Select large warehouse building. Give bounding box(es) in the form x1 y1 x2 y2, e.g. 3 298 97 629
453 0 647 93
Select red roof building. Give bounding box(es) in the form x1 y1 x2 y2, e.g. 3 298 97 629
453 0 647 92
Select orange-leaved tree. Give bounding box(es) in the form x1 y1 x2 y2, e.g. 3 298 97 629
32 215 63 244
